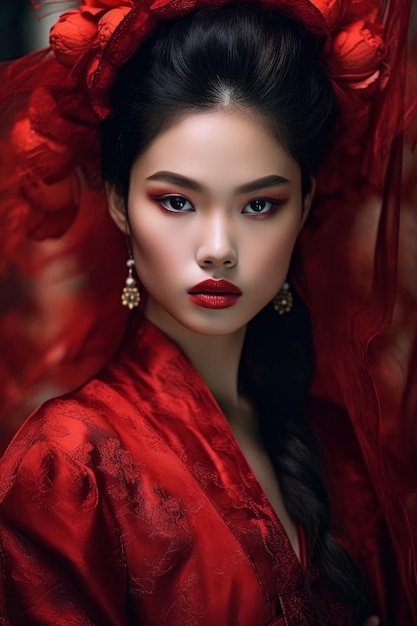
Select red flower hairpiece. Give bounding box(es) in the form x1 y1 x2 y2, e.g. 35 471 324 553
0 0 405 251
48 0 386 119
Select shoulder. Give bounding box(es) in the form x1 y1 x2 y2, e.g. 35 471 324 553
0 390 132 625
0 375 140 506
0 404 95 514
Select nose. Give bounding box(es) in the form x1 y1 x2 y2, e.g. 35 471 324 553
196 211 237 268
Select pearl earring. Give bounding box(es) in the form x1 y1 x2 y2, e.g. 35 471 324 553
121 254 140 309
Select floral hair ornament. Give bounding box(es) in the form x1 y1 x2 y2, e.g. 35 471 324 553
47 0 388 120
0 0 411 259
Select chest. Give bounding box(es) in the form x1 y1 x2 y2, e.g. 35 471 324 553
96 410 348 626
225 402 300 560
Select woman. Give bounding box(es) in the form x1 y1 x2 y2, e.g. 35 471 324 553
0 1 415 624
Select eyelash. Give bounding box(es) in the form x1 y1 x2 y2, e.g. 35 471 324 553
154 195 194 212
241 198 285 215
153 194 285 215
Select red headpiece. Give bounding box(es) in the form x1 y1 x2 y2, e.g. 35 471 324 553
0 0 409 253
47 0 386 119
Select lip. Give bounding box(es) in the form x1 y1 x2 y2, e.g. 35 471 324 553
189 293 241 309
188 279 242 295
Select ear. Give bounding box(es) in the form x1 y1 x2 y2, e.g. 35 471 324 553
299 176 316 230
106 183 130 235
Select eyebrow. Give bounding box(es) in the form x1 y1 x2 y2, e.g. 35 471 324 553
146 171 290 193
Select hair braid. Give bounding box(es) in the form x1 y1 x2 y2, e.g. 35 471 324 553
240 298 368 623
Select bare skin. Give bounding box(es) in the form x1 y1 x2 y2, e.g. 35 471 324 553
225 397 301 559
141 304 301 556
163 321 301 558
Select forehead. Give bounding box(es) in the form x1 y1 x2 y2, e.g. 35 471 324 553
130 109 301 190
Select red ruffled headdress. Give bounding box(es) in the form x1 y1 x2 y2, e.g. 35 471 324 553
0 0 407 249
0 0 416 621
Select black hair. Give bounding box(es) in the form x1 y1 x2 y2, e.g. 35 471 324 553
101 4 368 622
102 4 336 199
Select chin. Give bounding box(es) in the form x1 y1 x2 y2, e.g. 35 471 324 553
177 312 252 337
145 297 262 338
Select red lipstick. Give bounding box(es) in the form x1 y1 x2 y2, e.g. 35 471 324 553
188 279 242 309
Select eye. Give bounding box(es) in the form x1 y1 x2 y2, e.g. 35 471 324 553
156 195 194 212
241 198 281 215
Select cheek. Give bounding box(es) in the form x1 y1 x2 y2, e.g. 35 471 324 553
245 222 300 281
129 221 184 283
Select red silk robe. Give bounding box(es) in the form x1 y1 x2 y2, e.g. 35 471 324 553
0 316 352 625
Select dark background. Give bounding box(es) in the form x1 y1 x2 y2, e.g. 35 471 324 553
0 0 28 60
0 1 78 61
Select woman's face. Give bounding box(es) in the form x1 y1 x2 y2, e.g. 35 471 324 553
109 109 312 337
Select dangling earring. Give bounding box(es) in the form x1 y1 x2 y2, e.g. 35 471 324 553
121 253 140 310
272 281 293 315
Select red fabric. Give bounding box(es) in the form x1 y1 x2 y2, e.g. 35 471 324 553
289 8 417 622
0 1 416 624
0 316 351 625
0 187 127 443
291 31 417 621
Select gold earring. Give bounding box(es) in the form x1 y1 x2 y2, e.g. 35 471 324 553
272 281 293 315
121 255 140 309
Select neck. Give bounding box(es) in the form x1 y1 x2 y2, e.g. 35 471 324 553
144 304 246 412
180 329 246 412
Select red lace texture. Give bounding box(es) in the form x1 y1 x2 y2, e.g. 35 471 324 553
0 317 353 625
